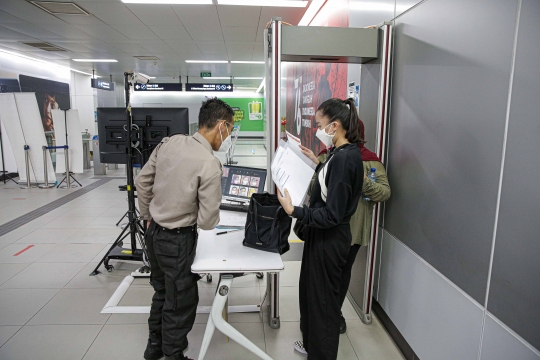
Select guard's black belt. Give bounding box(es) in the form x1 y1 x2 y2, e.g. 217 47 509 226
155 223 197 234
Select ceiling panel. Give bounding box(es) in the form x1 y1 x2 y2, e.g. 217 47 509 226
184 24 224 41
217 5 261 27
71 22 131 43
226 44 255 60
78 41 127 54
36 22 97 40
108 42 149 55
126 5 181 26
0 26 36 41
258 6 306 27
222 26 257 43
110 25 160 40
0 0 64 25
2 22 65 41
197 43 228 54
172 5 219 27
139 42 179 55
0 9 24 24
78 3 144 26
148 25 192 41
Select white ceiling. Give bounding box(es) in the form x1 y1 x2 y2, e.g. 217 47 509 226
0 0 310 87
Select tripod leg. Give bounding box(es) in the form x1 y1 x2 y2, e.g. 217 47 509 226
56 176 67 188
71 174 82 186
116 211 128 226
90 224 130 276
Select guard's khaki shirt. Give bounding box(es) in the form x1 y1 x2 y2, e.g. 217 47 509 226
136 132 222 230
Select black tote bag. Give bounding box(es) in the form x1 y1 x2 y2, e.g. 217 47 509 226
243 193 292 254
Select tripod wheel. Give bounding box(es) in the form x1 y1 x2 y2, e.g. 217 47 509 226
206 274 212 283
105 265 114 272
118 241 123 247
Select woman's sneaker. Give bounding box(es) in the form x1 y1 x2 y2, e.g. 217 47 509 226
294 341 308 355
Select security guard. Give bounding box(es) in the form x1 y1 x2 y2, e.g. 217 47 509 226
136 97 234 360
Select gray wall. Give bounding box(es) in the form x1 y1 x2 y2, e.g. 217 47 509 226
355 0 540 358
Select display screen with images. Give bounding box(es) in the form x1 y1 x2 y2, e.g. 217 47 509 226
221 165 266 201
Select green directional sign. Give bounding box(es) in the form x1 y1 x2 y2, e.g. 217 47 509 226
200 71 211 77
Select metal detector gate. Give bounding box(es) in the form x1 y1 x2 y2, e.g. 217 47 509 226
264 18 392 325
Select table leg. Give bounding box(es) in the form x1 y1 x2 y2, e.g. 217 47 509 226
267 272 280 329
198 276 273 360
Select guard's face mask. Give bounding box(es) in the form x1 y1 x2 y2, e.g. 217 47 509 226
315 122 337 147
217 121 232 153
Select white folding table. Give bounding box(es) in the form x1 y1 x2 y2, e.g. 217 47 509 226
192 226 284 360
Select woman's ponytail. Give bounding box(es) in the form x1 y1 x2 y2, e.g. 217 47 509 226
317 98 363 144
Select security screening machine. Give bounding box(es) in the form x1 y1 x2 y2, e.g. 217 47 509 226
264 18 391 326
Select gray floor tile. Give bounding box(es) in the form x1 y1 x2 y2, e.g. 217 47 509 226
35 243 108 263
0 326 21 347
0 262 87 289
268 286 300 322
0 325 102 360
65 263 127 289
346 318 405 360
0 289 59 325
0 227 36 244
55 207 109 218
84 216 124 229
106 313 150 325
118 286 154 306
82 324 148 360
342 297 362 321
41 216 96 229
15 228 79 244
280 261 302 287
20 214 65 229
100 207 132 218
63 228 123 244
185 322 267 360
0 244 56 264
28 288 113 325
263 321 359 360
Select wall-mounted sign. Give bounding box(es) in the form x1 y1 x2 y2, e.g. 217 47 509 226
91 79 115 91
200 71 212 77
133 83 183 92
185 83 233 92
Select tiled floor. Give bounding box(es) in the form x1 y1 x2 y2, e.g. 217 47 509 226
0 169 404 360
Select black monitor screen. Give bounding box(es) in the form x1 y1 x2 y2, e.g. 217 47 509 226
97 107 189 164
221 165 267 201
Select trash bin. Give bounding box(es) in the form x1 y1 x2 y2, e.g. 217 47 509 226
92 135 106 175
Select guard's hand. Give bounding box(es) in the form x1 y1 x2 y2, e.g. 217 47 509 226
299 145 319 165
278 188 294 215
146 220 152 229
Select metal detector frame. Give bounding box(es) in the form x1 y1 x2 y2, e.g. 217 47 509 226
264 18 393 325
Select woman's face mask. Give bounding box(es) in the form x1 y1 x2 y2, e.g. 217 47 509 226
315 122 337 147
217 121 232 153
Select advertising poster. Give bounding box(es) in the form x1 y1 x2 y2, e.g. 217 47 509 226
222 98 264 132
285 0 349 155
19 75 70 132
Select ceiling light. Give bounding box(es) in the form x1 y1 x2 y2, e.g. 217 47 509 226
256 77 265 93
234 77 263 80
138 72 156 79
349 2 395 11
202 77 231 79
186 60 229 63
298 0 325 26
230 61 265 64
218 0 307 7
121 0 212 4
0 48 96 77
72 59 118 62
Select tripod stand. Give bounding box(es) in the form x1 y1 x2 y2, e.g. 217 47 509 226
57 110 81 188
90 72 149 276
0 123 17 184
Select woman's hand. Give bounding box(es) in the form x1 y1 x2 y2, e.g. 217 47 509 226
277 188 294 215
299 145 320 165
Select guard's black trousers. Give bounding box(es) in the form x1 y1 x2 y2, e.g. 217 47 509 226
146 221 200 357
299 224 351 360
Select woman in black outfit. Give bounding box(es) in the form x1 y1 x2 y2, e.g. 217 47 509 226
278 98 365 359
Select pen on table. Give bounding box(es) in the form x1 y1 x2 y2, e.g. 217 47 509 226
216 229 243 235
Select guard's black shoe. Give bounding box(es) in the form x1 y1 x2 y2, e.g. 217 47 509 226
340 314 347 334
144 331 163 360
164 353 193 360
